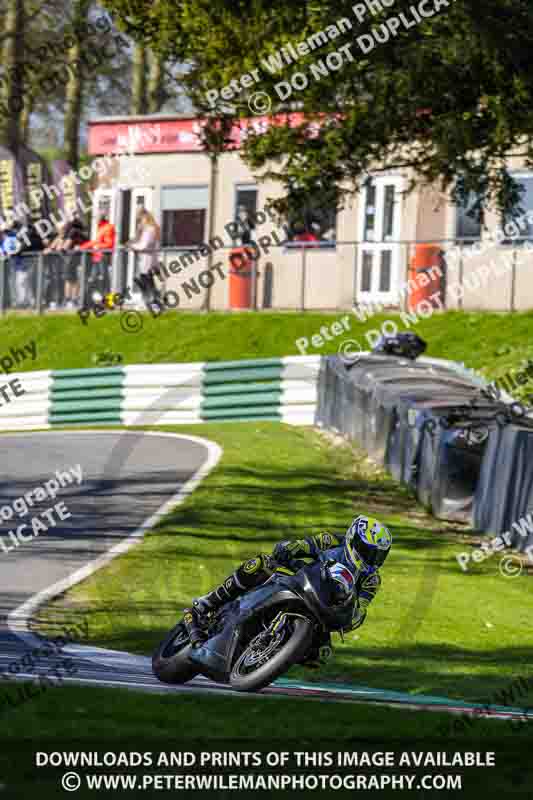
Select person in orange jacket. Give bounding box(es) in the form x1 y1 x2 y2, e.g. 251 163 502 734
78 214 116 263
78 214 116 297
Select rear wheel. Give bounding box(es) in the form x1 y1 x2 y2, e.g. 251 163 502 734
152 622 199 684
230 614 313 693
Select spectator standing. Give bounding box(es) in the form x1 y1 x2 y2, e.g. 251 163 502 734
1 222 32 308
43 223 68 310
128 209 161 308
19 223 45 309
78 214 116 299
129 209 161 274
62 216 86 309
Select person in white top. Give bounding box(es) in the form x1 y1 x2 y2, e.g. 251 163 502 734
130 209 161 274
127 209 161 309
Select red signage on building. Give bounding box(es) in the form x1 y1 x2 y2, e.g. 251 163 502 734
88 113 315 156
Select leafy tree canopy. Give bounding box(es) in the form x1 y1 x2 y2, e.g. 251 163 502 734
103 0 533 217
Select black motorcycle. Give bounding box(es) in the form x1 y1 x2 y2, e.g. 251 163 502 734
152 556 353 692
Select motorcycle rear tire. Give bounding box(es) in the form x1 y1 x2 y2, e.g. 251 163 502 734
230 616 313 693
152 622 199 685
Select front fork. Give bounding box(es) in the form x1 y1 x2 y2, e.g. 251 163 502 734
268 611 333 666
269 610 288 636
264 610 316 647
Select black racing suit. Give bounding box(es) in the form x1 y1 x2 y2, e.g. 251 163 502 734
236 532 382 633
184 532 382 658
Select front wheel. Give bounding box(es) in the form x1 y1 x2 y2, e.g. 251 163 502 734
152 622 199 685
230 615 313 693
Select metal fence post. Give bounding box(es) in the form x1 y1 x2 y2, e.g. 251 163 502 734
111 246 120 293
300 245 307 311
352 242 358 307
403 242 410 312
458 244 464 311
0 257 5 316
36 253 44 314
80 252 88 307
511 249 517 312
441 240 448 310
252 252 258 311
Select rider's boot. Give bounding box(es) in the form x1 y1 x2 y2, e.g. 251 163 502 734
183 575 242 650
192 555 274 617
192 573 243 617
186 556 274 648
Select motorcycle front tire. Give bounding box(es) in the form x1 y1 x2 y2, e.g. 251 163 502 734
229 616 313 692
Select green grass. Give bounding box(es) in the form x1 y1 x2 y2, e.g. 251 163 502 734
1 309 533 391
37 422 533 706
2 683 532 798
2 681 510 741
6 308 533 773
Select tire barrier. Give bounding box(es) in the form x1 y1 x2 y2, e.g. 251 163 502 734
0 369 52 431
474 422 533 554
0 356 320 432
316 354 533 529
4 350 533 548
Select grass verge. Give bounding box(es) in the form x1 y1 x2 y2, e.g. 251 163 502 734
2 684 532 798
36 422 533 705
1 309 533 393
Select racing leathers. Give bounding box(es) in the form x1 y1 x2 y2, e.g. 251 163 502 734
183 532 381 655
272 531 381 632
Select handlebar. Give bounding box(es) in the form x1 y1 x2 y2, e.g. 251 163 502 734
278 557 308 573
319 556 337 585
277 555 337 586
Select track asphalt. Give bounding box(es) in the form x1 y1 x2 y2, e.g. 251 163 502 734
0 430 531 725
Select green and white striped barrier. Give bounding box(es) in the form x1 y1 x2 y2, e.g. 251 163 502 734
0 356 321 431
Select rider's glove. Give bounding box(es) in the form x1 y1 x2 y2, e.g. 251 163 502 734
273 539 301 565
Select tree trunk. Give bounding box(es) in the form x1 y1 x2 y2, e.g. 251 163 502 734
63 0 91 170
19 95 33 144
147 50 165 113
201 154 219 312
131 43 148 115
0 0 25 153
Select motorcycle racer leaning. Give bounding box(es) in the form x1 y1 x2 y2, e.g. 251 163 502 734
183 515 392 667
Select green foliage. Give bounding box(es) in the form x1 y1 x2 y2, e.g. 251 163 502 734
103 0 533 214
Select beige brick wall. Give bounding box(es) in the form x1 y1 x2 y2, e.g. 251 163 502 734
113 150 359 310
100 143 533 312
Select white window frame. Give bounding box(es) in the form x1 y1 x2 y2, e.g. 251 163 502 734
233 183 259 243
234 183 258 218
356 175 404 303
